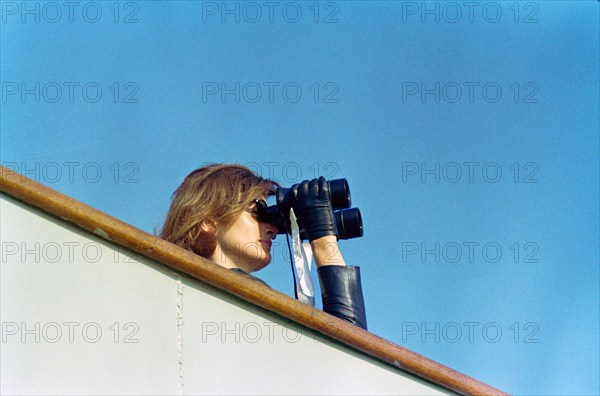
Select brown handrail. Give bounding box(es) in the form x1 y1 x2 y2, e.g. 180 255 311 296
0 165 508 396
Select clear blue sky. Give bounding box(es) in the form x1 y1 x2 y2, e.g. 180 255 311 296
2 1 599 394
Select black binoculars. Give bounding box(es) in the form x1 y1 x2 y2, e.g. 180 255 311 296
256 178 363 240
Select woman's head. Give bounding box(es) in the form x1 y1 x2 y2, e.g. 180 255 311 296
160 164 278 271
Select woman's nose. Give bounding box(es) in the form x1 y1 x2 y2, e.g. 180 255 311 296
264 222 278 237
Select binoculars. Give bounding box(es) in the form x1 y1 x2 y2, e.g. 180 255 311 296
256 178 363 240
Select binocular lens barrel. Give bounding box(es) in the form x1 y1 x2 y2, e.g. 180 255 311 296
329 178 351 209
276 178 352 211
335 208 363 240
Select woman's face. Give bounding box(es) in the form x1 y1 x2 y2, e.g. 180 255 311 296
209 199 278 272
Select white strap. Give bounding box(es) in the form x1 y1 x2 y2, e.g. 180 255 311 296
289 209 315 306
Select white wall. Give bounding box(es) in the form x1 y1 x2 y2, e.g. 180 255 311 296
1 193 451 395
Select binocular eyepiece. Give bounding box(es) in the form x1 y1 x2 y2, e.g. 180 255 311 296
256 178 363 240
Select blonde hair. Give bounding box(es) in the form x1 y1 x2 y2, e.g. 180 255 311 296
160 164 276 258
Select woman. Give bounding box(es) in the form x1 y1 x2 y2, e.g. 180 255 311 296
160 164 367 329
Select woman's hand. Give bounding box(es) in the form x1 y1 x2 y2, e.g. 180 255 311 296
294 177 345 267
294 177 337 241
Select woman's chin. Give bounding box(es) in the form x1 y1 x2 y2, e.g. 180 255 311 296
246 254 271 272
